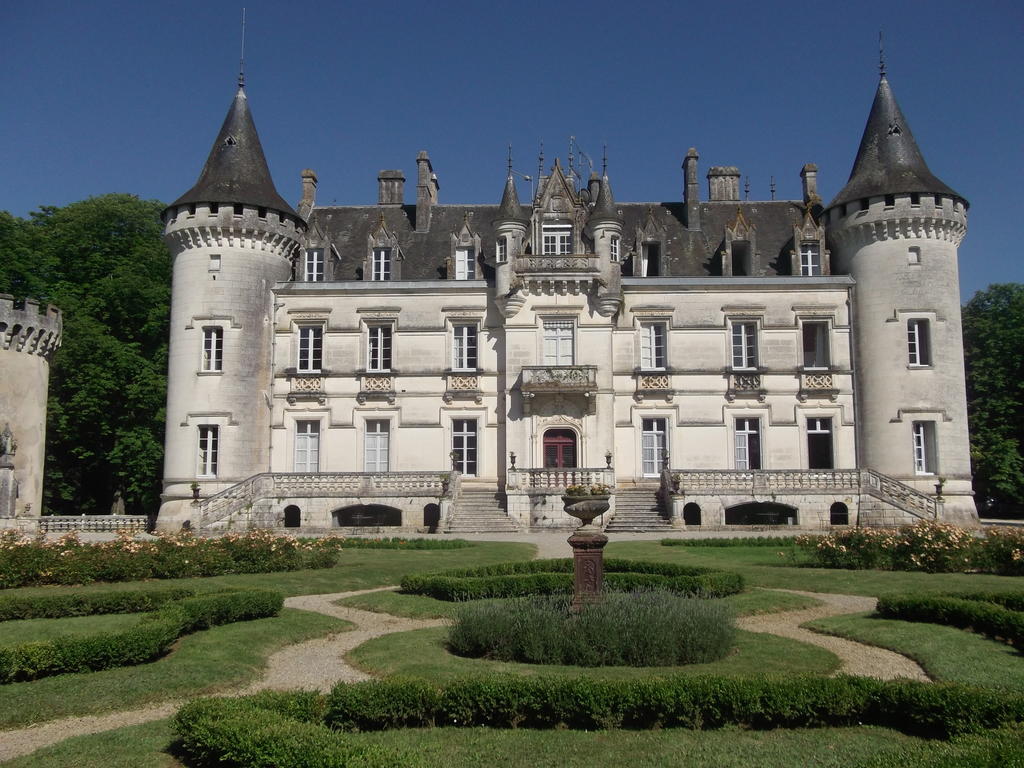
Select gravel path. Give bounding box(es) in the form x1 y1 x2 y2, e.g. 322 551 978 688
736 589 929 681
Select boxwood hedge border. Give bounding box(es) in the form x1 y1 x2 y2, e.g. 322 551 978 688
876 592 1024 647
0 589 283 683
399 558 743 600
0 586 198 621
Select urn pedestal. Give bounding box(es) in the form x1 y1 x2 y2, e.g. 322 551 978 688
562 494 611 612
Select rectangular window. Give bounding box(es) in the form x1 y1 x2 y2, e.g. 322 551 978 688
367 325 392 371
303 249 324 282
641 243 661 276
610 235 620 263
452 324 478 370
364 420 390 473
496 237 507 263
208 254 221 272
807 417 833 469
372 248 392 281
734 418 761 470
731 322 758 369
802 321 830 369
543 319 574 365
908 319 932 367
641 418 667 477
197 426 219 477
912 421 937 475
294 421 320 473
542 225 572 255
297 326 323 372
455 247 476 280
640 322 667 370
201 327 223 372
800 242 822 276
452 418 477 476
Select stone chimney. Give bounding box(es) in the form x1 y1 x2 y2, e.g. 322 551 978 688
416 151 439 232
298 169 318 218
378 170 405 206
682 148 700 230
800 163 819 205
707 166 741 201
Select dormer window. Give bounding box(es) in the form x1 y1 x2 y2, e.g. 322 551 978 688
800 242 821 276
303 249 324 282
455 247 476 280
732 241 752 276
542 225 572 255
640 243 661 276
372 248 392 281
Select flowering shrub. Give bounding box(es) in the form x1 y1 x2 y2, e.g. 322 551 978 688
796 521 1020 574
564 484 611 496
0 529 346 588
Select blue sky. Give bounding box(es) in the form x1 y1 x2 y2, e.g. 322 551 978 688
3 0 1020 300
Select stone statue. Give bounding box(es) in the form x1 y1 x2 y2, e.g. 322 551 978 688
0 424 15 458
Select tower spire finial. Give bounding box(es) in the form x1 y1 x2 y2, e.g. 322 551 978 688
878 29 886 79
602 144 608 176
238 8 247 88
507 144 513 176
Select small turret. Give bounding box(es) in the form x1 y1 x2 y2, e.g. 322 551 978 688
586 174 624 318
492 171 529 317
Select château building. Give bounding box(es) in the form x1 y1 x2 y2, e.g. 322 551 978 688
156 69 976 533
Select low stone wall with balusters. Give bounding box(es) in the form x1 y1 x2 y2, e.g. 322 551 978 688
505 468 616 530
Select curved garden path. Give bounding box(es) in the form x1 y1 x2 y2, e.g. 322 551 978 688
0 574 927 762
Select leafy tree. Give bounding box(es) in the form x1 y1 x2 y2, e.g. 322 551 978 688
0 195 170 515
962 284 1024 510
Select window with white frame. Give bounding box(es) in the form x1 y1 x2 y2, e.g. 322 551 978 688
297 326 322 373
734 418 761 470
908 319 931 367
294 420 320 473
364 420 390 472
452 324 478 370
201 327 223 372
609 235 620 262
367 325 392 371
371 247 392 281
912 421 937 475
303 249 324 282
496 236 507 263
640 322 667 370
197 425 219 477
800 242 822 276
452 418 477 476
801 321 830 369
543 319 574 365
455 247 476 280
731 321 758 369
807 417 833 469
542 224 572 255
641 417 667 477
640 242 661 276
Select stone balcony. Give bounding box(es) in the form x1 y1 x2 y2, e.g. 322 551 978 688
287 371 325 404
520 366 598 415
634 370 673 402
515 253 599 274
444 371 482 403
725 370 765 402
357 372 395 404
798 370 839 401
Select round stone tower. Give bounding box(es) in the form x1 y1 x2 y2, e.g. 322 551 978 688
0 296 62 520
158 82 305 528
492 171 530 318
826 73 975 524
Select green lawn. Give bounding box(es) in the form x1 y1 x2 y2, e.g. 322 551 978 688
607 541 1022 597
334 586 822 619
0 612 146 646
2 718 927 768
0 608 350 729
806 612 1024 690
346 625 840 682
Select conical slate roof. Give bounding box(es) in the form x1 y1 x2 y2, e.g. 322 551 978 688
828 76 964 210
170 86 299 218
493 174 528 223
589 174 621 223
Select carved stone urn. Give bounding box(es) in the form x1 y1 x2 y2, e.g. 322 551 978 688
562 492 612 611
560 494 611 530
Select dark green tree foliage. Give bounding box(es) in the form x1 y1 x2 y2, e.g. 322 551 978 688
962 284 1024 508
0 195 170 515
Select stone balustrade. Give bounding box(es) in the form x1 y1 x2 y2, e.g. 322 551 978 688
38 515 148 533
515 253 598 273
521 365 598 393
507 467 615 490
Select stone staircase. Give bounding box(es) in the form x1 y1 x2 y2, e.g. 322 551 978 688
445 487 518 533
605 486 674 532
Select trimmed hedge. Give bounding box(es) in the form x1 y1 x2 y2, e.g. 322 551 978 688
175 695 409 768
876 594 1024 647
0 586 196 621
400 558 743 600
661 537 803 548
323 675 1024 738
0 589 283 682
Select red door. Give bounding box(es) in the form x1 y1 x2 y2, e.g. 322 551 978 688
543 430 577 468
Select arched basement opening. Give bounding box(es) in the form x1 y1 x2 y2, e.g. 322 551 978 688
830 502 850 526
283 505 301 528
682 502 702 526
724 501 797 526
332 505 402 527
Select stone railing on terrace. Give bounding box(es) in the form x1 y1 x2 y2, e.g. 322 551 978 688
506 467 615 491
38 515 148 533
198 471 452 528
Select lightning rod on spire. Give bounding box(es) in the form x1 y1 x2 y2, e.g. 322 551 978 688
879 29 886 79
238 8 247 88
